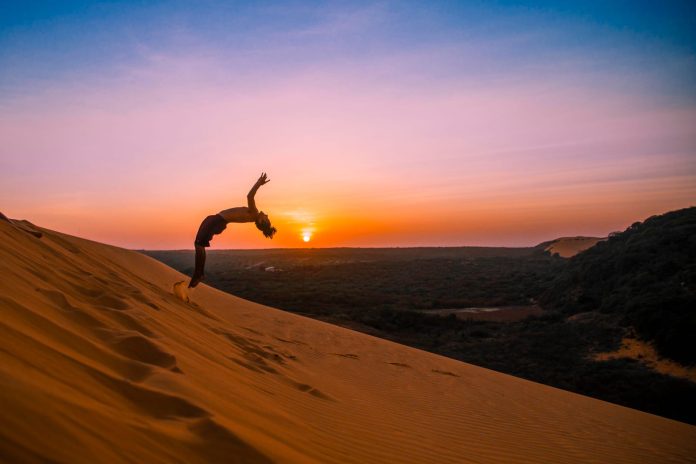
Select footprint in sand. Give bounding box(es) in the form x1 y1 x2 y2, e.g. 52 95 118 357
173 281 190 303
273 336 307 346
104 332 179 370
431 369 460 377
387 362 411 368
331 353 359 360
285 379 333 401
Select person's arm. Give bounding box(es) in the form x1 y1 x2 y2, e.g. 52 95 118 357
247 172 270 211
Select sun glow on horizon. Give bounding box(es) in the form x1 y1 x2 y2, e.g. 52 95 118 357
301 228 313 243
299 224 315 244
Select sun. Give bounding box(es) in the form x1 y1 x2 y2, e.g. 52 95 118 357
301 226 315 243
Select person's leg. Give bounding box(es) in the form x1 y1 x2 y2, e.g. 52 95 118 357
189 244 206 288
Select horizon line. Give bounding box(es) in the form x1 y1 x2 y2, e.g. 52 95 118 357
136 237 603 252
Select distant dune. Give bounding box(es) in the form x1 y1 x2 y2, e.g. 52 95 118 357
1 219 694 463
540 236 605 258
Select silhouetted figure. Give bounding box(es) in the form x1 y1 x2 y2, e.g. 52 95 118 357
189 173 276 288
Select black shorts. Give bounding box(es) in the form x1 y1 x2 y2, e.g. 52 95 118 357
194 214 227 247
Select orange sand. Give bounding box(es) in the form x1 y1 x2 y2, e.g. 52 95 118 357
595 337 696 383
1 220 694 463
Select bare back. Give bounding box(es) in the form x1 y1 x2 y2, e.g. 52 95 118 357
218 207 257 223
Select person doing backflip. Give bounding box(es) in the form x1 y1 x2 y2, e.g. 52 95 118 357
189 173 276 288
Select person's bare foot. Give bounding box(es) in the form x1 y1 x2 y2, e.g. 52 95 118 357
188 274 204 288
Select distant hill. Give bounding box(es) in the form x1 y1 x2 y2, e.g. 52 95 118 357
542 207 696 364
536 236 605 258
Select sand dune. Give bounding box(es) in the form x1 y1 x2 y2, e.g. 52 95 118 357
1 220 694 463
544 236 605 258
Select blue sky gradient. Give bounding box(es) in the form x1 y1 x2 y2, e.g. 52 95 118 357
2 1 695 103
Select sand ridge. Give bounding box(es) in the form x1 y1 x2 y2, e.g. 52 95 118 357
1 219 695 463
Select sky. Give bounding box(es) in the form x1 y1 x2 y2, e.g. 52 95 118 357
1 1 695 249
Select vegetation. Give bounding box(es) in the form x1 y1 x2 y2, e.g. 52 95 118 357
542 207 696 364
144 247 560 314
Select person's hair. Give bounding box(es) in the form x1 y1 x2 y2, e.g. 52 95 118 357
255 213 277 239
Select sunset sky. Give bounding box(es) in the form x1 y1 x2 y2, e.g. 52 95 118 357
1 1 695 249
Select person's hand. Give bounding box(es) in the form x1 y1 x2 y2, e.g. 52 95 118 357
256 172 270 186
